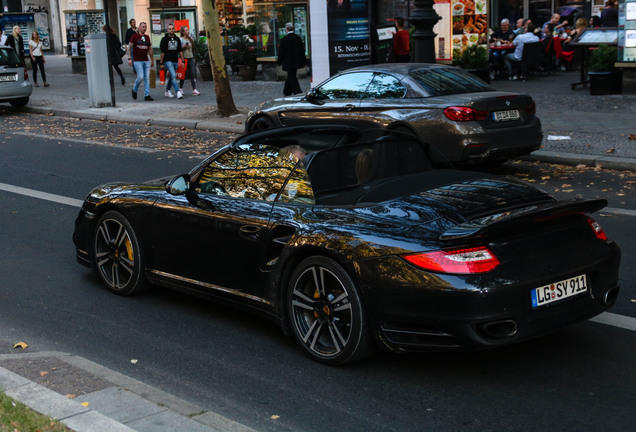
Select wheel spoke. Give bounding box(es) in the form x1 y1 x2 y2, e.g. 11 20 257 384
97 225 110 244
309 321 324 350
327 324 343 353
111 264 120 288
302 319 320 344
332 292 347 304
292 298 314 311
333 302 351 313
96 256 110 268
119 259 134 275
114 225 126 247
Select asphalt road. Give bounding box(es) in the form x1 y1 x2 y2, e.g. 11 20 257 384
1 114 635 432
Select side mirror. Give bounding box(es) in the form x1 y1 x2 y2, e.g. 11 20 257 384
305 88 324 105
166 174 190 195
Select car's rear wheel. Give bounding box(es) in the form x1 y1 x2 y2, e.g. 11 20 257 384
93 211 147 296
288 256 373 365
249 116 275 132
10 97 29 108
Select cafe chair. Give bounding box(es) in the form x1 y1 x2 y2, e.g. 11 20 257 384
520 42 543 77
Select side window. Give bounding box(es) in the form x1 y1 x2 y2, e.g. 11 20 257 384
279 164 315 204
364 73 407 99
195 145 297 201
316 72 374 100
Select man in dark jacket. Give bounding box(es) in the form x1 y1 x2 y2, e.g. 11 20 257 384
277 22 306 96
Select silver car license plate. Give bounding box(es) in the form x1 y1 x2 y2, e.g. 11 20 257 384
493 109 520 122
0 74 18 82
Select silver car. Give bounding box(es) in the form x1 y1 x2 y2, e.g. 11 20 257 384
246 64 543 165
0 45 32 108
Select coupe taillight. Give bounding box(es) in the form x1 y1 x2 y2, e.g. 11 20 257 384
585 216 608 241
401 246 500 274
443 106 488 122
526 100 536 116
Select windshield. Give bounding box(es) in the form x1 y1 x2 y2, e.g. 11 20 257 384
410 68 492 97
0 48 22 68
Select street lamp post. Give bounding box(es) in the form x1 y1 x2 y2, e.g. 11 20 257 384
410 0 441 63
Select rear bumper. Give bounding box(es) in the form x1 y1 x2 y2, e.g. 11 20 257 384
357 242 620 352
0 82 33 102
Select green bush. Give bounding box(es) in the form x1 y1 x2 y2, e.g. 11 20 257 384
459 44 489 69
588 44 618 72
193 37 210 67
231 36 257 66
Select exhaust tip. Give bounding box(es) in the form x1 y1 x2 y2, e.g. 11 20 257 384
602 286 619 306
476 319 518 339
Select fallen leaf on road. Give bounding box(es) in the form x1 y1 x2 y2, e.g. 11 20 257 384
271 415 280 420
65 394 76 399
628 134 636 140
131 359 138 364
606 148 615 153
13 342 28 349
40 371 49 377
81 402 90 407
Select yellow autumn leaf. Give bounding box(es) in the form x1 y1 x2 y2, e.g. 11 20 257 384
13 342 28 349
81 402 90 407
271 415 281 420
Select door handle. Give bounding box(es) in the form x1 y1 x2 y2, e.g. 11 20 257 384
344 104 355 111
240 225 261 241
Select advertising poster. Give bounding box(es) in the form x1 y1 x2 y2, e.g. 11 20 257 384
327 0 371 76
434 0 452 62
450 0 488 57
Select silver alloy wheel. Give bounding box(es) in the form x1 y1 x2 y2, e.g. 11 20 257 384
289 257 371 364
93 211 146 295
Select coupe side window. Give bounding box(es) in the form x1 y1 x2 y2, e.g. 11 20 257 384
196 146 298 201
316 72 374 100
364 74 407 99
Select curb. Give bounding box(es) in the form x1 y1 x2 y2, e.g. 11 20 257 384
0 352 256 432
520 150 636 171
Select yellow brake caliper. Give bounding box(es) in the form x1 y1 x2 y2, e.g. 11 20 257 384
124 237 133 261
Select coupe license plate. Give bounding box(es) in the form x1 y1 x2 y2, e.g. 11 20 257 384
493 109 520 122
531 274 588 308
0 74 18 82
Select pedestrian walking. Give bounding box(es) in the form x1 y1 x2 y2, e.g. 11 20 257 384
5 26 25 66
127 22 154 101
392 17 410 62
124 19 137 45
277 22 306 96
103 25 125 85
28 32 48 87
179 26 200 95
159 24 184 99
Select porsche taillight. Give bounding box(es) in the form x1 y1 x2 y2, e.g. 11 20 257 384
585 216 607 241
402 246 500 274
444 106 488 122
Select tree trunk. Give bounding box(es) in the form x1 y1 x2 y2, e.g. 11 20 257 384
201 1 238 117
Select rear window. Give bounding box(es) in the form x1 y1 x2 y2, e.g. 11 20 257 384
410 68 492 97
0 48 22 68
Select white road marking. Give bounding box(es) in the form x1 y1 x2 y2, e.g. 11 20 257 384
11 131 157 153
602 207 636 217
589 312 636 332
0 182 83 208
1 182 635 334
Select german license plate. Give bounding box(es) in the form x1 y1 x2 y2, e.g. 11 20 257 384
0 74 18 82
493 109 520 122
531 274 587 308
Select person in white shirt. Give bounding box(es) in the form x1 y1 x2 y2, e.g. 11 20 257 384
504 23 539 80
28 31 48 87
0 28 7 46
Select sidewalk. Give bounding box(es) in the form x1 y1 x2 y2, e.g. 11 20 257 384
0 351 255 432
16 54 636 170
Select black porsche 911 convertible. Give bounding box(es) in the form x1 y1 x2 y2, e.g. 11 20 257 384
73 126 620 365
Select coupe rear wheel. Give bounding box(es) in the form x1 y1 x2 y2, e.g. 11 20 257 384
93 211 146 295
10 97 29 108
249 116 275 132
288 256 373 365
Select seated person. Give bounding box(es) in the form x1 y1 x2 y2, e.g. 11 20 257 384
542 13 568 37
490 19 515 78
504 23 539 80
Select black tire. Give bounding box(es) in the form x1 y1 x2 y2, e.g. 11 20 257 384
287 256 373 365
10 97 29 108
249 116 275 132
93 211 147 296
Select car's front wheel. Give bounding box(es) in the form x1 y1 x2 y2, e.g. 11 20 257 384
93 211 147 295
249 116 275 132
287 256 373 365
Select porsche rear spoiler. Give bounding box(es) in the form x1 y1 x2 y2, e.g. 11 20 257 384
440 198 607 241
